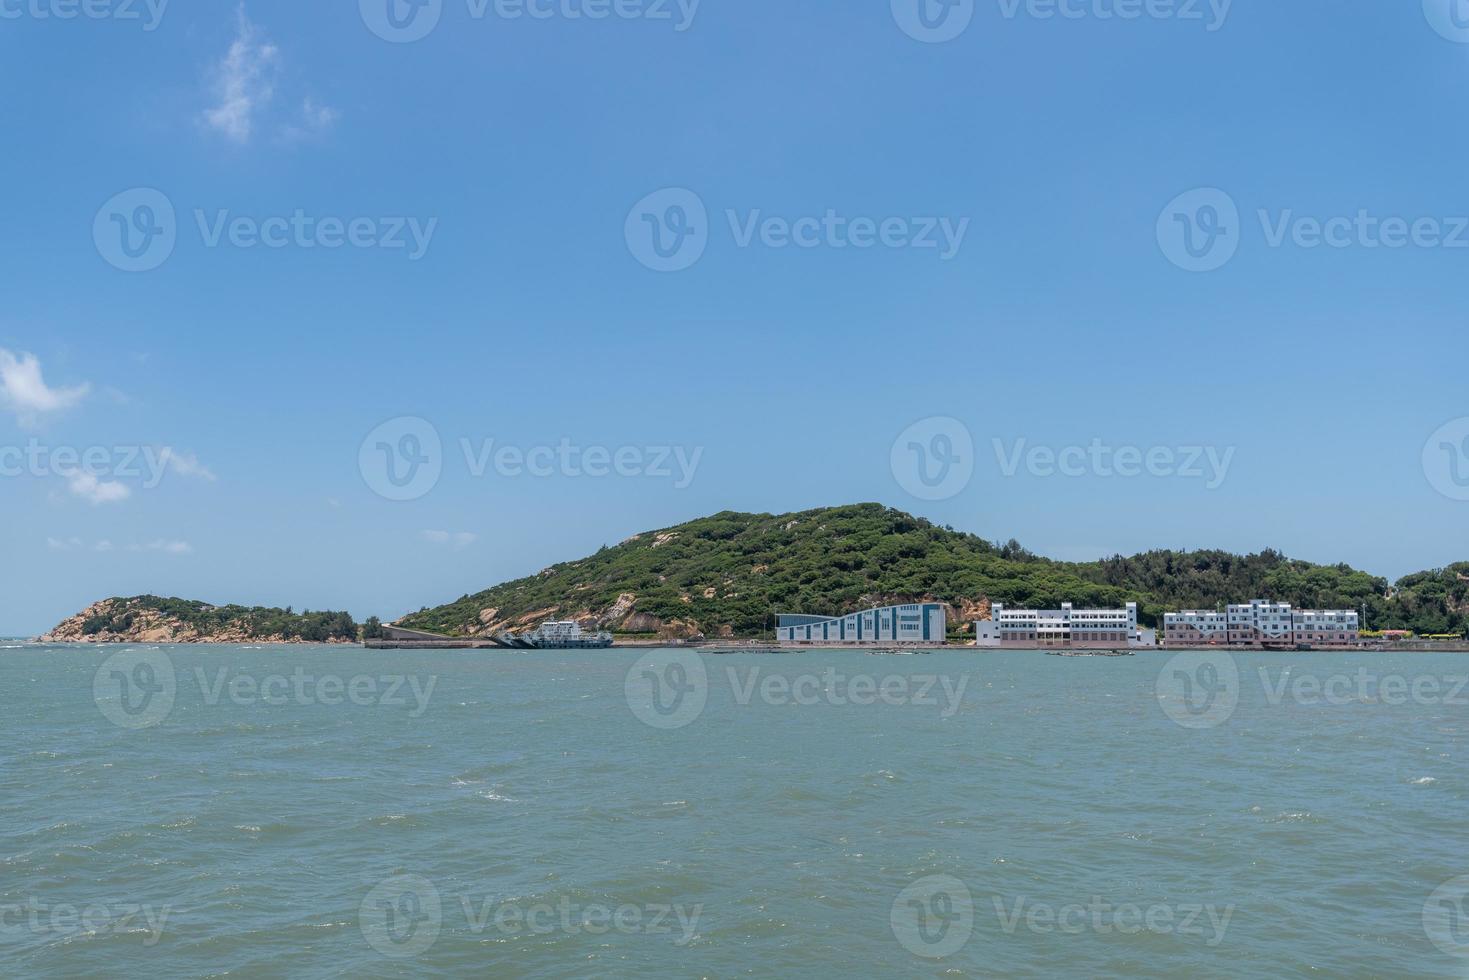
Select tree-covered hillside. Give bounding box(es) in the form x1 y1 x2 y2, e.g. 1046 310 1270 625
395 503 1469 639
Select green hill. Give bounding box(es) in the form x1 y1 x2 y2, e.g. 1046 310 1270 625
396 503 1469 639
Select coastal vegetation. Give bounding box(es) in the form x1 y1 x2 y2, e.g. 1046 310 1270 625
395 504 1469 639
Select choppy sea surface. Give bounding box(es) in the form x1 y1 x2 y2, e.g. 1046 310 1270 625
3 643 1468 978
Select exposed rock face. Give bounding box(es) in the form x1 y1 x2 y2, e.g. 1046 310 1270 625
659 619 705 642
622 612 665 633
602 593 637 625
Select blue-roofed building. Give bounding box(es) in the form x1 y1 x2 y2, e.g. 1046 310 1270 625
776 603 947 647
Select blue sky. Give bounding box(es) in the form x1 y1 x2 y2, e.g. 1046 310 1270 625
1 0 1466 634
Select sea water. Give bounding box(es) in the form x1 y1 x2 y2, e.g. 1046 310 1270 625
2 644 1466 978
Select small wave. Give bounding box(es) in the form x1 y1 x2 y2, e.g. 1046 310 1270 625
477 790 519 802
1410 776 1438 785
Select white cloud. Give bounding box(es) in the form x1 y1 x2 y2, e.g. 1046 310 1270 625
422 530 477 550
68 471 131 506
282 97 338 142
0 349 88 424
131 539 193 555
95 540 114 552
158 448 217 482
203 6 280 144
47 536 83 551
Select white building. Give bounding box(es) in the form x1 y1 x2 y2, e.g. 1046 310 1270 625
974 602 1150 648
777 603 947 646
1164 600 1360 648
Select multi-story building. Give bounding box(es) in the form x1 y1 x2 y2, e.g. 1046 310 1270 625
776 603 947 646
974 602 1150 648
1160 610 1227 646
1164 600 1360 648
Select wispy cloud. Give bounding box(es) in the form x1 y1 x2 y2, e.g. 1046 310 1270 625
67 471 131 506
132 539 193 555
422 530 477 550
0 349 88 424
203 7 337 146
282 97 338 143
203 6 280 144
49 536 189 554
158 448 217 482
